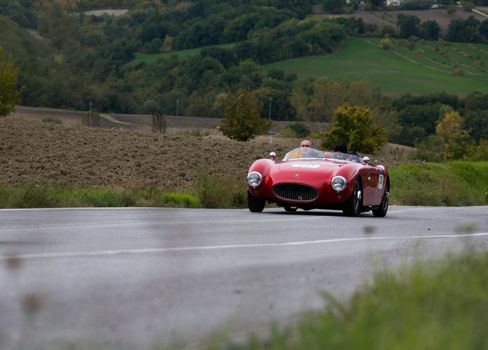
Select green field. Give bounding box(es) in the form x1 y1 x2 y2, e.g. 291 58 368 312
266 38 488 96
131 43 235 65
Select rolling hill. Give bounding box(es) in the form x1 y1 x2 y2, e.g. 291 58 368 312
265 37 488 96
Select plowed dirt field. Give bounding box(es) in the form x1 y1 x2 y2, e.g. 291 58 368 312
0 116 298 189
0 115 409 190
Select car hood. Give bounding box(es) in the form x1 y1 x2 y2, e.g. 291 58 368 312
269 160 343 186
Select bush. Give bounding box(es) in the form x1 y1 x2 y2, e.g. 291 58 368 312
465 140 488 161
80 188 136 207
379 37 394 50
0 47 19 117
197 170 246 208
19 184 61 208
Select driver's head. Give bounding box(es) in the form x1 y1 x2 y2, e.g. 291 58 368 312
300 140 312 148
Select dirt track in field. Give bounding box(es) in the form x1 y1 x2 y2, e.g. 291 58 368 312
310 9 488 31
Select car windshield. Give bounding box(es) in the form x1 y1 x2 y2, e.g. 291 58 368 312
323 151 364 163
283 148 364 164
283 148 325 161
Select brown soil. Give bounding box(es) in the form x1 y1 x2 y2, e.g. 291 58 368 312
0 115 411 190
0 116 300 189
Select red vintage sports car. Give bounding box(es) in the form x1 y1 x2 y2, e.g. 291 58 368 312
247 147 390 217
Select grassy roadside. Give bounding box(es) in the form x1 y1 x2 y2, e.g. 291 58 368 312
1 161 487 208
0 171 245 209
214 250 488 350
390 161 488 206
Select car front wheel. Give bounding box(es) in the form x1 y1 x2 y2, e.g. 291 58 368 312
248 191 266 213
343 178 362 217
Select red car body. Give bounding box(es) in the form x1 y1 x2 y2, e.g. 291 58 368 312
247 148 390 217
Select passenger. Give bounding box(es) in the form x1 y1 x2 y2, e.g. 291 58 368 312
333 143 347 153
332 143 347 159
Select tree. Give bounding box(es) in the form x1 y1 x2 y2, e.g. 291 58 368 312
143 99 166 134
290 79 398 138
219 90 271 141
435 110 474 160
447 17 481 42
462 1 474 12
368 0 384 10
323 0 346 14
397 14 421 38
396 104 443 136
320 105 387 154
420 20 441 40
466 140 488 161
0 47 19 117
480 20 488 40
463 92 488 142
414 135 445 162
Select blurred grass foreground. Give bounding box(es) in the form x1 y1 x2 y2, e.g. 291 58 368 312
224 251 488 350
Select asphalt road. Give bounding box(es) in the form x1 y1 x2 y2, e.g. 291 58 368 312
0 206 487 349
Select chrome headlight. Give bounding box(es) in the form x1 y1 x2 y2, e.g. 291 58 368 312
247 171 263 188
331 176 347 193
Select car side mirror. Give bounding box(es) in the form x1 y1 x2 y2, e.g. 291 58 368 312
269 152 277 160
362 156 370 164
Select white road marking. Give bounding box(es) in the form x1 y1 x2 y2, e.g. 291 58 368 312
1 232 487 261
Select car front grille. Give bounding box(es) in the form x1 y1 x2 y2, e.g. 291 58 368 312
273 184 318 201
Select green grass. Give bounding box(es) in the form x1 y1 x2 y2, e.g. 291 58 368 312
0 185 133 208
1 161 486 208
266 37 488 96
130 43 235 65
0 171 245 209
218 250 488 350
390 161 488 206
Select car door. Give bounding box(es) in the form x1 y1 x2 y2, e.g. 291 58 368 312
361 165 383 206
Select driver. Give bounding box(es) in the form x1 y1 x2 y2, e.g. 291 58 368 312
300 140 313 148
299 139 323 158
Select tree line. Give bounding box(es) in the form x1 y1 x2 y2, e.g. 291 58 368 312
0 0 487 156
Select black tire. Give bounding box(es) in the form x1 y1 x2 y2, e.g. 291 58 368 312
248 191 266 213
343 178 362 217
284 205 297 212
373 185 389 218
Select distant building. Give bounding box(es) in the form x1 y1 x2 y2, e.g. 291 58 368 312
386 0 402 6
